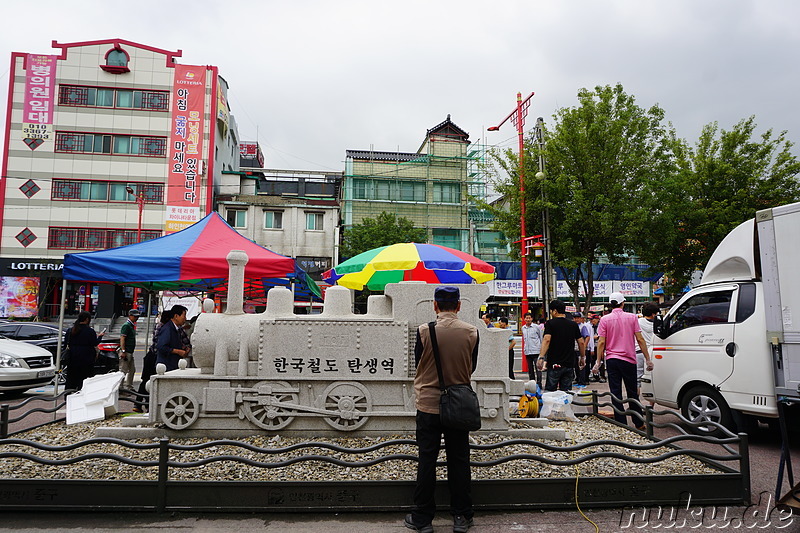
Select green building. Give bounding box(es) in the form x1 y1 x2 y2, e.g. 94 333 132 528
342 116 489 253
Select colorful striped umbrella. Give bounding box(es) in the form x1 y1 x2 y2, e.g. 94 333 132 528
323 243 495 290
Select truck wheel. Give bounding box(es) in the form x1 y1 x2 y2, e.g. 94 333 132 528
680 386 734 438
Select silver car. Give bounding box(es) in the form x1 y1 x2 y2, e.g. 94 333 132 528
0 337 56 397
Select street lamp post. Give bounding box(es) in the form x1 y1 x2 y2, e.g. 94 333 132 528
533 117 552 315
126 186 145 312
488 92 535 319
126 186 145 243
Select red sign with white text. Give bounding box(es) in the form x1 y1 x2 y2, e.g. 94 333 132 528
21 54 57 145
165 64 207 233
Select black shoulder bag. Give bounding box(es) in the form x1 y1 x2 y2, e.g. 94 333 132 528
428 321 481 431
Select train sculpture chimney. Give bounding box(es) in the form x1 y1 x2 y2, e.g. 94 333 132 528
226 250 248 314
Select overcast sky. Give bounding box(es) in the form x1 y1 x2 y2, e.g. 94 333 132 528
2 1 799 174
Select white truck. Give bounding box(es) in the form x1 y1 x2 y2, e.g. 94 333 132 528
641 201 800 434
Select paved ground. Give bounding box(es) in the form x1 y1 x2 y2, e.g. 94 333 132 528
1 504 796 532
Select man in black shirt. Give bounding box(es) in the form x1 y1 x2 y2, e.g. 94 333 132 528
537 300 583 391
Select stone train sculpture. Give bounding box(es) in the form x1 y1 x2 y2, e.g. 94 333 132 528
146 250 514 436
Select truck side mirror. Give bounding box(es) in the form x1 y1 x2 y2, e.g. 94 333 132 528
653 315 667 339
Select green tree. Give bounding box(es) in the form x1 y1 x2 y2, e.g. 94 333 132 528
339 211 428 260
636 116 800 293
487 83 676 312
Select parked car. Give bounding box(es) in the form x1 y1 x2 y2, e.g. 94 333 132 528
0 337 56 398
0 322 65 354
0 322 121 380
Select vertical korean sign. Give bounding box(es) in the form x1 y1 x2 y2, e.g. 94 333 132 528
165 65 207 233
21 55 57 150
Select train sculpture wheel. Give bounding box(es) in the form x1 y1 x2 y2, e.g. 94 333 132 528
160 392 200 430
321 381 372 431
241 381 299 431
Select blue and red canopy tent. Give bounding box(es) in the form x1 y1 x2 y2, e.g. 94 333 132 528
62 212 321 300
53 212 321 386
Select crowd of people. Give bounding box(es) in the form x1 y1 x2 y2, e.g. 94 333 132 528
62 305 195 409
483 293 660 430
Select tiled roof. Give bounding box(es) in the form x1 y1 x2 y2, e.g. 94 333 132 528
426 114 469 140
346 150 428 162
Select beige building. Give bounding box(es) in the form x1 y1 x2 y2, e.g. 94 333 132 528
0 38 238 317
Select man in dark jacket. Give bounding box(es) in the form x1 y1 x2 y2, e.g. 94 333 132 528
405 286 478 533
156 305 188 371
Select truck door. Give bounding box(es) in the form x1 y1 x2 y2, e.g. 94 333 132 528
652 286 736 405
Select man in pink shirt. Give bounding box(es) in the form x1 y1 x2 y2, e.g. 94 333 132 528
592 292 653 429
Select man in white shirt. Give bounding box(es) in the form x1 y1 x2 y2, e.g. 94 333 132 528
521 312 544 389
637 302 659 382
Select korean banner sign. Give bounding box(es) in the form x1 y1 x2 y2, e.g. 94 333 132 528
613 281 650 297
487 279 539 298
21 55 57 149
556 280 612 298
165 65 207 233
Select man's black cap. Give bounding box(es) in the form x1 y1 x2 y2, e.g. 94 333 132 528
434 286 460 302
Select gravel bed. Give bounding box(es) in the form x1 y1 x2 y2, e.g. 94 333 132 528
0 415 724 482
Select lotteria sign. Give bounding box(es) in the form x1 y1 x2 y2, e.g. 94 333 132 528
9 263 63 271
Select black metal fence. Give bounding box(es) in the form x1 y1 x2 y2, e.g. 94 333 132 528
0 389 750 512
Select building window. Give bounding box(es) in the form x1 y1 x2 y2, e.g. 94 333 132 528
306 212 324 231
398 180 425 202
374 181 392 201
264 210 283 229
433 182 461 204
16 228 36 247
476 231 503 249
353 178 426 202
52 180 164 204
226 209 247 228
101 46 130 74
432 229 462 250
106 49 128 67
20 179 41 198
59 85 169 111
48 227 161 250
353 179 372 200
55 132 167 157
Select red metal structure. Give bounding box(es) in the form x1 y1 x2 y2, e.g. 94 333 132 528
488 92 535 318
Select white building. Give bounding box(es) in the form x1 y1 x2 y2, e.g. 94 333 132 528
0 38 238 318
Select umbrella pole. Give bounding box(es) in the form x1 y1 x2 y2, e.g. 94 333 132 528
53 278 67 398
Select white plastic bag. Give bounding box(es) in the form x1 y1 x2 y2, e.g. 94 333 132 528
539 391 578 422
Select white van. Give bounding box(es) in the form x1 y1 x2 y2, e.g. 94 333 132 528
641 202 800 433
